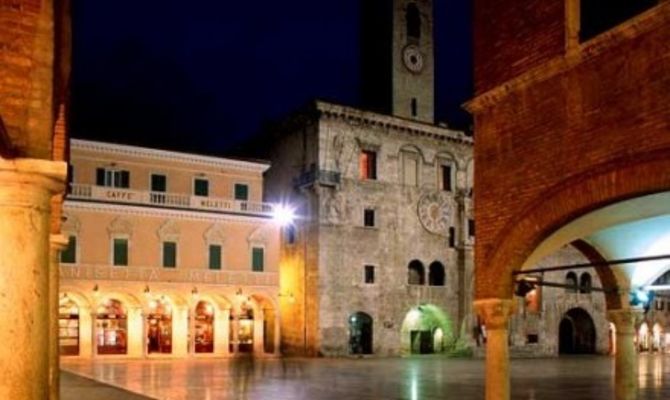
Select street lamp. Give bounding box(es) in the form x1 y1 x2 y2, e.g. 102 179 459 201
272 203 296 227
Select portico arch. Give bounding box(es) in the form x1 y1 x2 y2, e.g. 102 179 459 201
475 158 670 400
400 304 454 355
250 292 280 355
477 154 670 308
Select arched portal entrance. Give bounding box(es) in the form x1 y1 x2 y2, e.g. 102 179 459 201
194 300 214 353
400 304 453 355
96 299 127 355
558 308 596 355
349 312 373 355
146 298 173 354
58 297 80 356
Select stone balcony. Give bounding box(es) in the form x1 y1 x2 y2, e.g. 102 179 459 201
68 183 274 217
60 263 279 287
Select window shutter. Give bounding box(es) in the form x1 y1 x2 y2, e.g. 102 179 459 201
209 245 222 270
163 242 177 268
113 239 128 266
60 236 77 263
120 170 130 188
235 184 249 201
96 168 105 186
252 247 264 272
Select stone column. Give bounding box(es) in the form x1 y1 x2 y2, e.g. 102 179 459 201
215 308 230 356
474 298 516 400
274 311 281 356
231 315 239 354
49 234 68 400
90 312 98 358
0 158 66 400
608 309 642 400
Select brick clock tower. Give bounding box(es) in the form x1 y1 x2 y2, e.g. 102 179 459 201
361 0 435 123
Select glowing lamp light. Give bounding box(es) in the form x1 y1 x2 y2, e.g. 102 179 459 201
272 204 296 227
630 289 655 312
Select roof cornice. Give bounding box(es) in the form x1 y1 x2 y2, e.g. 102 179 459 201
71 139 271 173
314 101 473 146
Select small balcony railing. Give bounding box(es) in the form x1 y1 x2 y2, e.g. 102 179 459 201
294 169 341 188
68 184 274 217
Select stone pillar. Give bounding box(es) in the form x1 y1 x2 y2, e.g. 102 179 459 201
608 309 642 400
172 306 189 357
231 315 239 354
274 311 281 356
220 308 233 356
90 312 98 358
474 298 516 400
49 234 68 400
0 158 66 400
253 309 264 355
215 308 230 356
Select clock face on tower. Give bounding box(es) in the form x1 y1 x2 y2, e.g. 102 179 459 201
402 45 424 73
417 192 452 236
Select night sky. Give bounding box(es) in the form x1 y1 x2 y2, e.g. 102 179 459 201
71 1 472 157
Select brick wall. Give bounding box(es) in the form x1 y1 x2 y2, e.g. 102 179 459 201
0 0 69 159
474 0 565 93
471 3 670 301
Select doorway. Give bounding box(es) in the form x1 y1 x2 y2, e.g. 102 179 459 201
558 308 596 354
349 312 373 355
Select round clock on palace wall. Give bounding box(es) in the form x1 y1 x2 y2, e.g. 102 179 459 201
417 192 452 236
402 45 424 73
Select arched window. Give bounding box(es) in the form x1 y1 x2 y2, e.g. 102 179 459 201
428 261 445 286
580 273 592 294
406 3 421 40
408 260 425 285
565 272 578 293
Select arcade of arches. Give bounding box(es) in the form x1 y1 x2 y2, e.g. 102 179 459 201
57 287 280 358
474 192 670 400
347 305 456 356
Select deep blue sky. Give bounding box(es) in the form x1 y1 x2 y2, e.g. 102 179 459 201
71 1 472 156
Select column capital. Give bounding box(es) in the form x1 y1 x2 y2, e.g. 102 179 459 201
608 308 643 335
0 158 66 204
474 298 516 330
49 233 68 250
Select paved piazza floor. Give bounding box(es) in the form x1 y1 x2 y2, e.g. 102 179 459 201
62 354 670 400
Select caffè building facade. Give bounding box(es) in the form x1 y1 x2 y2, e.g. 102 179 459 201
58 139 282 359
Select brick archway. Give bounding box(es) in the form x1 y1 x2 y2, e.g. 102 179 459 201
476 149 670 306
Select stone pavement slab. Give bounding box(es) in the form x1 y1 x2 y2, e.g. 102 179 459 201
61 354 670 400
61 370 153 400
